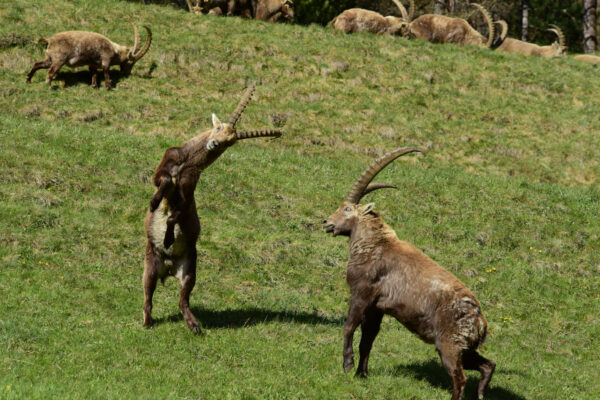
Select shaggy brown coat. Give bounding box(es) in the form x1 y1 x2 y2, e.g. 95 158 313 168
407 3 497 47
495 22 567 58
322 147 495 400
26 26 151 89
331 9 408 35
144 86 281 334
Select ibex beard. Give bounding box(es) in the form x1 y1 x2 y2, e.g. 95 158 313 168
143 85 282 334
322 147 495 400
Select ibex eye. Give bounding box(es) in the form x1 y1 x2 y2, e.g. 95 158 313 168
344 207 352 212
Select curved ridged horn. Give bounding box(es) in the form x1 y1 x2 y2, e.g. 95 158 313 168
132 26 152 62
228 85 255 127
131 23 140 54
471 3 495 48
493 20 508 48
391 0 408 21
235 129 282 140
362 183 398 197
346 147 424 204
548 24 566 48
408 0 414 21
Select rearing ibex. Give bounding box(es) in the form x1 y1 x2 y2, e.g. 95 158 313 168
494 21 567 58
26 24 151 89
322 147 495 400
144 85 282 333
406 3 500 48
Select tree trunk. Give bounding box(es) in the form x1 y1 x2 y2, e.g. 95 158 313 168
583 0 598 53
521 0 529 41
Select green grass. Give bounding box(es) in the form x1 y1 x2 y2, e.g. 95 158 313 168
1 0 599 398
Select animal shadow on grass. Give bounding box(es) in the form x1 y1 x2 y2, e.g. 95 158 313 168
393 360 527 400
154 306 345 329
56 70 122 88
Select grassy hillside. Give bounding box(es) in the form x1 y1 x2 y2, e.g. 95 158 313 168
1 0 599 399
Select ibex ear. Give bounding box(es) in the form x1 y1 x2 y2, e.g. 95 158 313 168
212 113 222 129
361 203 375 215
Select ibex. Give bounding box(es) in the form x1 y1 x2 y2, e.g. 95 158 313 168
322 147 495 400
144 85 282 333
26 24 151 89
330 0 413 35
406 3 500 48
574 54 600 64
254 0 294 23
494 21 566 58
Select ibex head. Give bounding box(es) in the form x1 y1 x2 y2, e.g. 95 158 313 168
206 85 282 150
547 24 567 57
323 147 423 237
281 0 295 23
118 24 152 75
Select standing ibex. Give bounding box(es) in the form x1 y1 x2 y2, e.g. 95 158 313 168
144 85 282 333
494 21 567 58
322 147 495 400
406 3 500 48
330 0 413 35
26 24 151 89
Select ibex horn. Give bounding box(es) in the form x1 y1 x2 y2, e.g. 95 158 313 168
391 0 409 21
471 3 495 48
131 23 140 54
346 147 423 204
228 85 255 127
362 183 398 197
132 26 152 62
548 24 566 48
408 0 415 22
235 129 282 140
493 20 508 48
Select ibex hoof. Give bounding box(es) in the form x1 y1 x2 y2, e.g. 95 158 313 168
343 359 354 373
206 139 218 150
192 326 202 335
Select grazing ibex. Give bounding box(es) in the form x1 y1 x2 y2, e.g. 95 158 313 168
26 24 151 89
330 0 413 35
322 147 495 400
495 21 567 58
406 3 500 48
144 85 282 333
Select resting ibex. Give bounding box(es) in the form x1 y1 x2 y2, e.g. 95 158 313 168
322 147 495 400
574 54 600 64
406 3 500 48
495 21 567 58
330 0 413 35
26 24 151 89
144 85 282 333
255 0 294 23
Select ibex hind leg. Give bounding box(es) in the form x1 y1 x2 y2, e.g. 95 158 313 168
178 254 201 334
462 350 496 400
143 244 160 328
436 341 467 400
26 58 52 82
